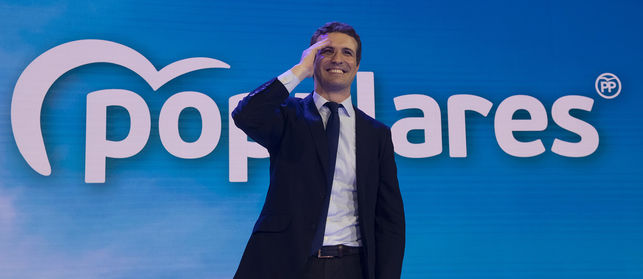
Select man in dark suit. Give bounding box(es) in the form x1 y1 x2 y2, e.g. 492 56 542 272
232 22 405 279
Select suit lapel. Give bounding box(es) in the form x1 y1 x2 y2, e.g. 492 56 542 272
302 94 330 186
354 107 369 207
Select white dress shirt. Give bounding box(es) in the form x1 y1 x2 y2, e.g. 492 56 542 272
278 70 361 247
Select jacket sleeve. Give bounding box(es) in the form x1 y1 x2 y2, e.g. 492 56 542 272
231 78 290 152
375 127 406 278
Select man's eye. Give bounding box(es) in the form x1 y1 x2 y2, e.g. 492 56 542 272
343 50 353 56
321 49 333 54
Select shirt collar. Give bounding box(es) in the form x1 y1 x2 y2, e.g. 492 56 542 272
312 91 354 117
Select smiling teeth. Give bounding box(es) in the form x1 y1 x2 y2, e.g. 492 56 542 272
329 69 343 73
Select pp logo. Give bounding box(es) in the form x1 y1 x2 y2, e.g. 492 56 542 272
595 73 621 99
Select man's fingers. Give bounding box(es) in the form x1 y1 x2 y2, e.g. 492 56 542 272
306 38 330 60
311 37 330 50
295 36 332 79
308 37 330 53
301 38 329 62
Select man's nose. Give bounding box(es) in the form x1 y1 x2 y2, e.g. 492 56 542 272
330 52 343 64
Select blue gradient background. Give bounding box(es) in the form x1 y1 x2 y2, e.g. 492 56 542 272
1 0 642 278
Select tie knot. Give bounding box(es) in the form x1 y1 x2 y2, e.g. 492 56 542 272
324 102 341 114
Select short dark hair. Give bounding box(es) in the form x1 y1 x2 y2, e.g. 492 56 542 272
310 22 362 65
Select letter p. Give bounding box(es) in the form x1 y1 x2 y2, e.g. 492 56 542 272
601 81 616 92
85 89 151 183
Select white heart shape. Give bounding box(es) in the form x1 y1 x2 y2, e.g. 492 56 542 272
11 39 230 175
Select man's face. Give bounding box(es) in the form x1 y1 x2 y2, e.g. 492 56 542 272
313 32 359 93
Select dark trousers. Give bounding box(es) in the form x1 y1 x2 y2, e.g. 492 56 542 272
302 254 364 279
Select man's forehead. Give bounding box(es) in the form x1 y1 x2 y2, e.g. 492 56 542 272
317 32 357 50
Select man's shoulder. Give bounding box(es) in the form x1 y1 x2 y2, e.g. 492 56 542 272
252 78 309 105
353 106 390 134
286 93 310 108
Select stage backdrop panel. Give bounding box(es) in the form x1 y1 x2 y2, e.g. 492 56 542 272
1 0 642 278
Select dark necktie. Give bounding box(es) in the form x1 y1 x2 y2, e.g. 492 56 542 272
311 101 341 254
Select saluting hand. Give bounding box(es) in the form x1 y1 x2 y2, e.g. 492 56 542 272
290 36 330 81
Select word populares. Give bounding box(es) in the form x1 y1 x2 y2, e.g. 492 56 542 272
11 40 598 183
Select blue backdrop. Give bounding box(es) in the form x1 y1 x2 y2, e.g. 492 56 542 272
1 0 642 278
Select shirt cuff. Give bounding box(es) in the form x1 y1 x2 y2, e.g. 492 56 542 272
277 69 301 93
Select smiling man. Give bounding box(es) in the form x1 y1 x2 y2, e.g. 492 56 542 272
232 22 405 279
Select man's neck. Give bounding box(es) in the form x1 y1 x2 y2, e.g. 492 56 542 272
315 87 351 103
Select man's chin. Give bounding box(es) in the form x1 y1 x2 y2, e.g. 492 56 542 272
321 81 352 92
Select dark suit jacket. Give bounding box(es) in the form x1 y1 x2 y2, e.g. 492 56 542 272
232 78 405 279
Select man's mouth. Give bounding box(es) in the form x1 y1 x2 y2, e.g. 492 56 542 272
327 68 345 74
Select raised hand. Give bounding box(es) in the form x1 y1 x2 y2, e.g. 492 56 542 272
290 36 330 81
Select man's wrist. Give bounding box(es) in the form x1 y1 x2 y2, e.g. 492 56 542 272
290 64 309 82
277 69 302 93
